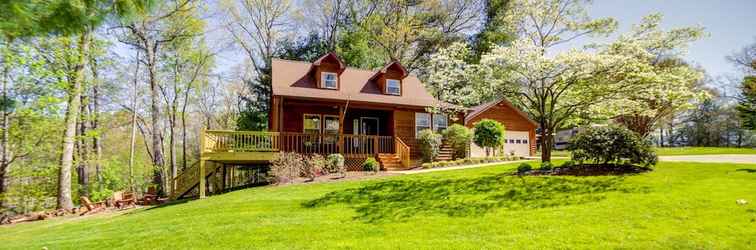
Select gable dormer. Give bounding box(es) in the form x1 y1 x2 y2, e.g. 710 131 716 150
311 52 345 90
373 60 408 96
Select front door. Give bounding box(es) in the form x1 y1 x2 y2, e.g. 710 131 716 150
360 117 379 135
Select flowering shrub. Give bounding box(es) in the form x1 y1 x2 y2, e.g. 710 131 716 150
303 154 326 181
417 129 442 163
325 154 346 177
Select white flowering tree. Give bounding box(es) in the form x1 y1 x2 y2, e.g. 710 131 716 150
424 43 496 114
602 14 707 137
425 0 706 162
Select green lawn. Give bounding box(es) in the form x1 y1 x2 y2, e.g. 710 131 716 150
541 147 756 157
654 147 756 156
2 161 755 249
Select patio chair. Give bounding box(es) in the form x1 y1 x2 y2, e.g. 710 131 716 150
79 197 106 216
113 191 137 209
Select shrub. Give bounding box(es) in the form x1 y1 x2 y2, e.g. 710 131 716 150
568 125 658 167
421 163 432 169
561 160 575 168
269 152 307 184
442 124 472 159
517 163 532 174
417 129 442 163
303 154 326 181
325 154 346 177
473 119 505 156
362 157 380 172
463 158 473 164
540 161 553 171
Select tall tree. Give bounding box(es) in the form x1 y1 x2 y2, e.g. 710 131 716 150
469 0 514 62
160 3 212 178
729 40 756 130
116 0 195 196
607 14 706 137
223 0 292 131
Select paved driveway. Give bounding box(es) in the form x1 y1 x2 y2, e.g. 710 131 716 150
659 154 756 164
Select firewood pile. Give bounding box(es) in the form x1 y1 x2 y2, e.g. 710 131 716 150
0 208 80 225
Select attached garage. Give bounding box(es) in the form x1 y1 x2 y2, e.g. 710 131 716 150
465 98 537 157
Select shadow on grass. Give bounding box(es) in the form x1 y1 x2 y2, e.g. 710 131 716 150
736 168 756 173
302 173 648 223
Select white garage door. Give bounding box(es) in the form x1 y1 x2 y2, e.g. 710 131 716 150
470 130 531 157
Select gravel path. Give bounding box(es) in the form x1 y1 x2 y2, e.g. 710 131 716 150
659 154 756 164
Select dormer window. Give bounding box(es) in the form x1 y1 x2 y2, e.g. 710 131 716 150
322 72 338 89
386 79 401 95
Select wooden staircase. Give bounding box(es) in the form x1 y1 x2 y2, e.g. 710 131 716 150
435 141 454 161
377 153 405 170
170 161 223 200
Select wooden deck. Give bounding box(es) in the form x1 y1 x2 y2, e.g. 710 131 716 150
171 130 411 199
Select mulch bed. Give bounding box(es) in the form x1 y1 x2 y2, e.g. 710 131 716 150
520 164 652 176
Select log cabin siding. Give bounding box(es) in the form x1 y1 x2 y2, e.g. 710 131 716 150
393 109 418 157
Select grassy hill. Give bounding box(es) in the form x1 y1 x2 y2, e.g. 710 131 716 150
2 161 755 249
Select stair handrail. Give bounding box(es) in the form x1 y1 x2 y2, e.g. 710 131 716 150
395 137 411 168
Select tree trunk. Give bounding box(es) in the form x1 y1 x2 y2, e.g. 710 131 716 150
169 113 176 191
77 93 90 198
146 45 165 197
0 42 11 209
539 125 552 163
128 51 140 193
58 31 91 210
91 58 102 185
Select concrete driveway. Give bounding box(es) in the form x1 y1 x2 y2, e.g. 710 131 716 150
659 154 756 164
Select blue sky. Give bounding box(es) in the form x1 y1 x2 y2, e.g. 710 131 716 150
587 0 756 77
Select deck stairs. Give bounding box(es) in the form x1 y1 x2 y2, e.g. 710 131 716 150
170 161 223 200
377 153 408 170
435 141 455 161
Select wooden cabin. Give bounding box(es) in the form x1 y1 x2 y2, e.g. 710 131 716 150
173 53 538 200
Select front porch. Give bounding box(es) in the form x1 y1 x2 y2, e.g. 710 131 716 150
170 130 411 200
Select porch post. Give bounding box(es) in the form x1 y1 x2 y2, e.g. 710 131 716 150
199 128 207 199
338 105 345 154
199 158 206 199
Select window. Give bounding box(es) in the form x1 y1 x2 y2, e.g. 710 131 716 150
324 115 339 143
432 114 448 132
303 114 321 134
322 72 337 89
353 119 359 134
386 79 401 95
415 113 431 136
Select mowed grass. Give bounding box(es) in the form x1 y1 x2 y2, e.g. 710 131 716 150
2 161 755 249
654 147 756 156
542 147 756 157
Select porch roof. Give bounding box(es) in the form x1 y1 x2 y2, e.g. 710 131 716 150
271 58 452 109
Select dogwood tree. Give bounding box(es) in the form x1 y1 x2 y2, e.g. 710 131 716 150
603 14 707 137
425 0 705 162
